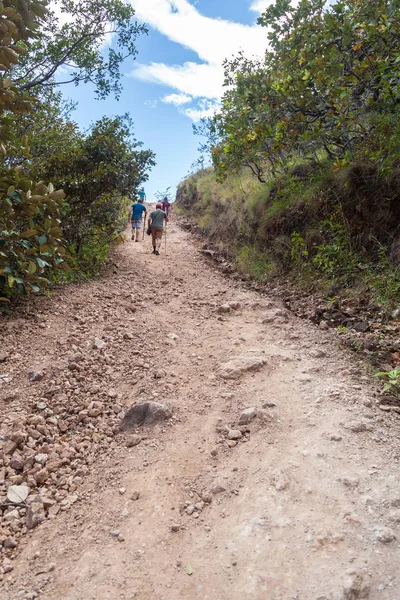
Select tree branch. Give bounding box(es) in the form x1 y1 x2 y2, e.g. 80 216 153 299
18 29 110 91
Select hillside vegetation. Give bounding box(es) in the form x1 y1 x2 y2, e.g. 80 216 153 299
177 0 400 311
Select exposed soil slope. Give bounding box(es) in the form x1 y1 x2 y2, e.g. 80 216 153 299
1 220 400 600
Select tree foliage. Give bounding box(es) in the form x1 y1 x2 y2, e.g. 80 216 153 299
0 1 156 301
38 113 156 270
0 0 68 302
14 0 147 99
210 0 400 182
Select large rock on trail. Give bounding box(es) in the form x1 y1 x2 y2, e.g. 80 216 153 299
218 356 267 380
26 497 45 530
120 401 173 430
238 407 258 425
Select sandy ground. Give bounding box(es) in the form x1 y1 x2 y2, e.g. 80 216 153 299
1 219 400 600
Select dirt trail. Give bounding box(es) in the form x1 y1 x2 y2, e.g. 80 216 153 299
1 220 400 600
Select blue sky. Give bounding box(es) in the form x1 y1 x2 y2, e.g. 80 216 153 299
60 1 270 202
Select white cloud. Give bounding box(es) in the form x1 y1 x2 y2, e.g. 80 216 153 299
183 99 220 122
250 0 274 14
145 99 159 108
250 0 300 14
130 0 266 70
162 92 192 106
129 0 269 118
135 61 224 100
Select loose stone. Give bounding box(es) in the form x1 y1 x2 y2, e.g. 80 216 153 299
227 430 242 440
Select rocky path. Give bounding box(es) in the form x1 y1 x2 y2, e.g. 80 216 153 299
1 219 400 600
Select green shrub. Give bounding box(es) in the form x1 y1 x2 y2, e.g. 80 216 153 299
375 368 400 395
0 1 68 303
366 242 400 309
235 245 276 281
290 232 308 263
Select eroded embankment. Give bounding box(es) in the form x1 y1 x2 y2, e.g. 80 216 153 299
176 166 400 396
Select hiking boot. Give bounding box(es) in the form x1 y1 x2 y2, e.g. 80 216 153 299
131 233 135 240
155 250 160 256
152 248 156 254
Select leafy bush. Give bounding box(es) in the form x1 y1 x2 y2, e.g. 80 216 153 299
311 215 360 285
375 368 400 395
205 0 400 183
290 232 308 263
0 1 68 302
0 0 157 305
38 114 155 274
0 178 67 299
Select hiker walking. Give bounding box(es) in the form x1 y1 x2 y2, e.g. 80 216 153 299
128 196 147 242
161 196 171 217
149 203 168 256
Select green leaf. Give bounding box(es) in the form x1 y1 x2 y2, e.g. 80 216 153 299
48 190 66 201
186 565 193 576
38 235 47 246
27 261 37 274
20 229 38 238
36 258 49 268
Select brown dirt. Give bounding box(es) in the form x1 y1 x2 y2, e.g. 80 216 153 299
1 219 400 599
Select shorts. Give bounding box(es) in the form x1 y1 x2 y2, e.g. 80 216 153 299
151 227 163 244
131 219 142 229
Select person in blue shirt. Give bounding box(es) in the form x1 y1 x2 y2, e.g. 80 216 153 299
128 197 147 242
